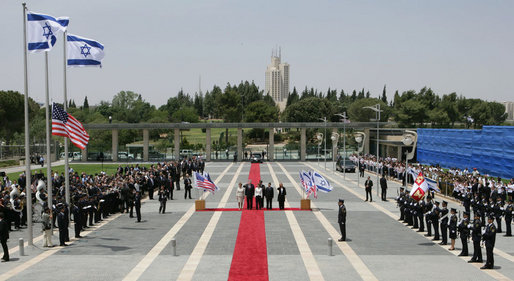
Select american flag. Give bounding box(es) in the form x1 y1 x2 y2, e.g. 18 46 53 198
194 172 218 193
52 103 89 149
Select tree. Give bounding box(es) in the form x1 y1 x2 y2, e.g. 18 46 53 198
0 90 39 144
347 98 391 122
171 106 199 123
244 100 279 123
283 97 335 122
194 93 204 118
381 85 387 104
395 99 427 127
83 96 89 109
286 87 299 107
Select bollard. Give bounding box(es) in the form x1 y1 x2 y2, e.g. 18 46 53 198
171 238 177 256
328 238 333 256
19 238 24 256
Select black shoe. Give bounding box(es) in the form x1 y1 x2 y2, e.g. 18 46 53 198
439 242 447 245
75 236 82 238
338 238 345 242
504 234 512 237
424 234 432 237
480 265 491 270
417 230 424 232
468 259 476 263
1 259 8 262
458 253 468 256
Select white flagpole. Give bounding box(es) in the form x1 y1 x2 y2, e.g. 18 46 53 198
22 2 33 246
45 52 53 230
63 31 70 209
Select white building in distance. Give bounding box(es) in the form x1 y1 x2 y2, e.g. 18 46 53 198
503 101 514 121
265 48 289 111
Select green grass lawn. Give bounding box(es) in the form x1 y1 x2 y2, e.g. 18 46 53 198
4 163 154 182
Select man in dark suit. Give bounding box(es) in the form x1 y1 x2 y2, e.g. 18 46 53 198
481 214 497 269
57 205 68 246
184 174 192 199
338 199 346 242
0 213 9 262
147 175 155 200
264 182 274 210
244 180 255 210
380 174 387 201
364 176 373 202
134 191 142 222
277 183 287 210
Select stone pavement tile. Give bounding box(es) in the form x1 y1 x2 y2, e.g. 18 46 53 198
293 211 343 256
138 255 189 281
204 211 240 255
265 212 300 255
360 255 495 281
268 255 309 281
193 255 232 281
315 255 362 281
9 255 140 281
165 212 214 256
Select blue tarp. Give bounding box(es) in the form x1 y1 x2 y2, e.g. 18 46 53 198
417 126 514 179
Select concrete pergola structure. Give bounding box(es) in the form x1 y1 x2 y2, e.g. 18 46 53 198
83 122 407 162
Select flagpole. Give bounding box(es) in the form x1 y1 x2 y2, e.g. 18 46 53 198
63 30 70 210
22 2 33 246
45 51 53 231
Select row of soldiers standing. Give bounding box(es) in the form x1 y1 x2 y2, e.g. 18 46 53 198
397 187 502 270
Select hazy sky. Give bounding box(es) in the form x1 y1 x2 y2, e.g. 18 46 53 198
1 0 513 107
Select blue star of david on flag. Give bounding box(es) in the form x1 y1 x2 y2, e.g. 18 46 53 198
42 23 53 39
80 44 91 58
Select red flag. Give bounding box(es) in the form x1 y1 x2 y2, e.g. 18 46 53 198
409 172 429 201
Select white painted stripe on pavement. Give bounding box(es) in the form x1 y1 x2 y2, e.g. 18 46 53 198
123 162 235 281
0 212 122 281
267 162 325 281
176 163 245 281
277 162 378 281
307 163 512 281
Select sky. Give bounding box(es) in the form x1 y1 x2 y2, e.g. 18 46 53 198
1 0 513 107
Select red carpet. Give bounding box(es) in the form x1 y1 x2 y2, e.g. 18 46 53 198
228 163 269 281
198 207 305 212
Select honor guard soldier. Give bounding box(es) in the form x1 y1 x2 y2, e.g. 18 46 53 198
424 196 433 237
458 211 470 256
439 201 449 245
432 201 441 241
504 199 513 237
481 214 497 270
417 198 425 232
448 208 458 250
412 200 419 229
493 197 503 233
469 211 483 263
397 188 406 221
338 199 346 242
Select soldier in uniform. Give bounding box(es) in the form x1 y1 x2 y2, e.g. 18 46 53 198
439 201 449 245
57 204 67 246
424 196 433 237
412 200 419 229
417 198 425 232
458 211 470 256
469 212 483 263
504 199 513 237
481 214 497 270
448 208 458 250
493 197 503 233
338 199 346 242
397 187 406 221
432 201 441 241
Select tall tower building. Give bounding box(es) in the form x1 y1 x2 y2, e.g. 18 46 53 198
265 48 289 111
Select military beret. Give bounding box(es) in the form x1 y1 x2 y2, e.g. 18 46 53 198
434 201 440 205
339 199 344 203
450 208 456 213
488 214 495 220
442 201 448 205
463 211 470 216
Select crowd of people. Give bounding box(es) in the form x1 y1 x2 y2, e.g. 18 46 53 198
236 180 287 210
350 153 512 270
0 156 206 261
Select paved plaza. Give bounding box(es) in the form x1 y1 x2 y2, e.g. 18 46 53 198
0 161 513 281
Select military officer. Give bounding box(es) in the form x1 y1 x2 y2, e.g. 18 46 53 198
458 211 470 256
448 208 458 250
469 211 483 263
432 201 441 241
439 201 449 245
504 199 513 237
338 199 346 242
481 214 497 270
424 196 433 237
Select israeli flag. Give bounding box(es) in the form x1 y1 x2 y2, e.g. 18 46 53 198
312 171 332 193
67 34 105 67
27 11 69 53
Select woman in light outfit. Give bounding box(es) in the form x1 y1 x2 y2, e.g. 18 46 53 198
41 207 53 247
236 182 245 210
